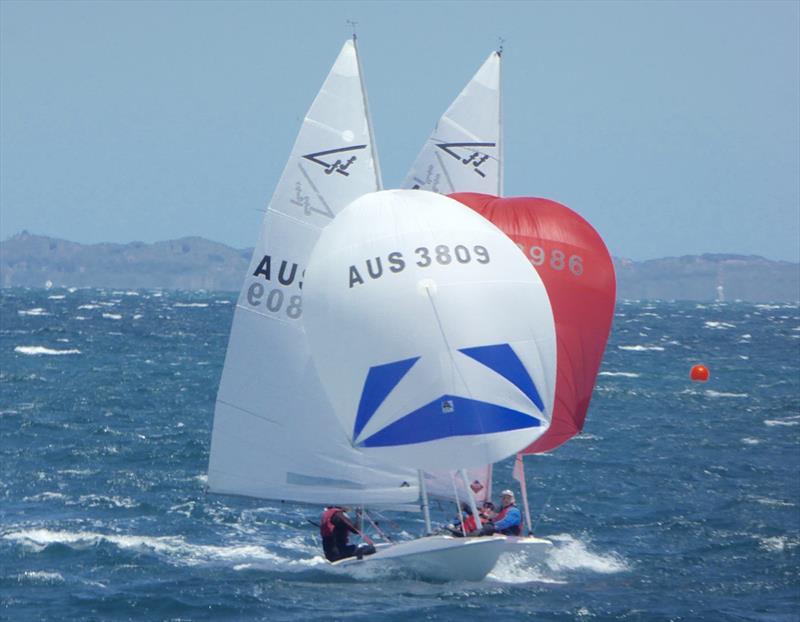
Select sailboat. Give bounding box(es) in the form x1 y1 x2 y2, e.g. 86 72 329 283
207 39 557 581
403 49 616 555
303 188 558 578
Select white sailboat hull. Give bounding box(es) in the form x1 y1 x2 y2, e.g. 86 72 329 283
331 535 507 581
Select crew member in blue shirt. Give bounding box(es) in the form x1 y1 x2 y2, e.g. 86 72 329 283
491 489 523 536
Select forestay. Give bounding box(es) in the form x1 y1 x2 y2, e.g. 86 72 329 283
303 190 557 472
207 40 418 506
403 52 502 195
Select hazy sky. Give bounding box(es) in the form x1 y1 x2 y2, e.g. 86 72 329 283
1 0 798 261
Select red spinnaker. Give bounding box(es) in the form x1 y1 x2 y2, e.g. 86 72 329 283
450 193 616 454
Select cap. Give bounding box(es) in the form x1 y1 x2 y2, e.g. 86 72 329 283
500 489 515 498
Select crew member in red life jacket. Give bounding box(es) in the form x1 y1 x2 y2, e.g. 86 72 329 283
320 506 358 561
452 503 479 536
319 506 375 562
491 490 523 536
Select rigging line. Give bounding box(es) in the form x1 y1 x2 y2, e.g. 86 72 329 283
423 285 475 404
532 488 556 534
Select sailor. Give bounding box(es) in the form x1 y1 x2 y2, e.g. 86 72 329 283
320 506 360 561
491 489 523 536
451 503 480 536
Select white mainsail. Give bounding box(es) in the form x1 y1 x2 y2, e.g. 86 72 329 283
207 40 418 506
403 51 502 196
303 190 557 472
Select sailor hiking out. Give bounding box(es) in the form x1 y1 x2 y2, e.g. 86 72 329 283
320 506 375 562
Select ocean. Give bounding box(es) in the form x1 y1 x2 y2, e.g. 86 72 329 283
1 288 798 621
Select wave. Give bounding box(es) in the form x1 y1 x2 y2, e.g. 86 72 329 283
12 570 65 584
544 534 629 574
705 390 748 398
102 313 122 320
599 371 640 378
617 345 665 352
173 303 209 308
18 308 49 316
764 419 799 427
14 346 81 356
1 528 322 571
704 321 736 329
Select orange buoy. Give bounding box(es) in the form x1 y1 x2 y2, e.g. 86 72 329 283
690 364 710 382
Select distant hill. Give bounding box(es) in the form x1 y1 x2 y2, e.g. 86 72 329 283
1 231 798 302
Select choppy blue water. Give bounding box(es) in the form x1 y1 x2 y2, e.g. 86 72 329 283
1 288 798 621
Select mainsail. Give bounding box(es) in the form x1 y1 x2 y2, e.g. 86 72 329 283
403 51 502 196
303 190 557 472
207 40 418 506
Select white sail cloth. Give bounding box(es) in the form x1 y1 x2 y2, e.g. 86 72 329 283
303 190 557 472
208 40 418 506
403 52 502 195
404 50 503 494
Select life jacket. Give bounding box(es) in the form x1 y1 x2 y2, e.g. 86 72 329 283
320 507 341 539
462 514 478 533
494 503 522 535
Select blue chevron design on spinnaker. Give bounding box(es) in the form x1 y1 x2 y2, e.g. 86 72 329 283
458 343 545 412
359 394 540 447
353 356 419 440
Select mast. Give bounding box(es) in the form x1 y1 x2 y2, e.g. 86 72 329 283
496 43 504 197
513 453 534 534
418 470 432 534
352 32 384 190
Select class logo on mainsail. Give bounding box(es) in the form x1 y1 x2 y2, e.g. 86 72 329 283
435 141 496 178
352 343 544 448
302 145 367 176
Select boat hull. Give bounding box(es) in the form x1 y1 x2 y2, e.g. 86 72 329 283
331 535 507 581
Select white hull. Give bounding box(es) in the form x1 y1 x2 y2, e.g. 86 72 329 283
331 535 507 581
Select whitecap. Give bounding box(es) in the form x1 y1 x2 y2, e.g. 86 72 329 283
487 552 566 584
765 419 799 427
740 437 761 445
23 492 68 502
173 303 209 308
617 345 665 352
47 295 66 300
77 304 100 310
14 571 65 584
102 313 122 320
705 390 748 398
704 321 736 329
15 346 81 356
18 308 49 316
545 534 629 574
759 536 799 552
599 371 640 378
1 529 319 571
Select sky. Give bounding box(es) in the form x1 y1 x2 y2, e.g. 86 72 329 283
1 0 798 261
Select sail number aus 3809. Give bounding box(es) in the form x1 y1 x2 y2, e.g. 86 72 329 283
246 282 302 319
517 244 584 276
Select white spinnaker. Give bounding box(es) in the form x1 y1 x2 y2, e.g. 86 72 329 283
208 40 418 506
304 190 556 472
403 51 502 196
